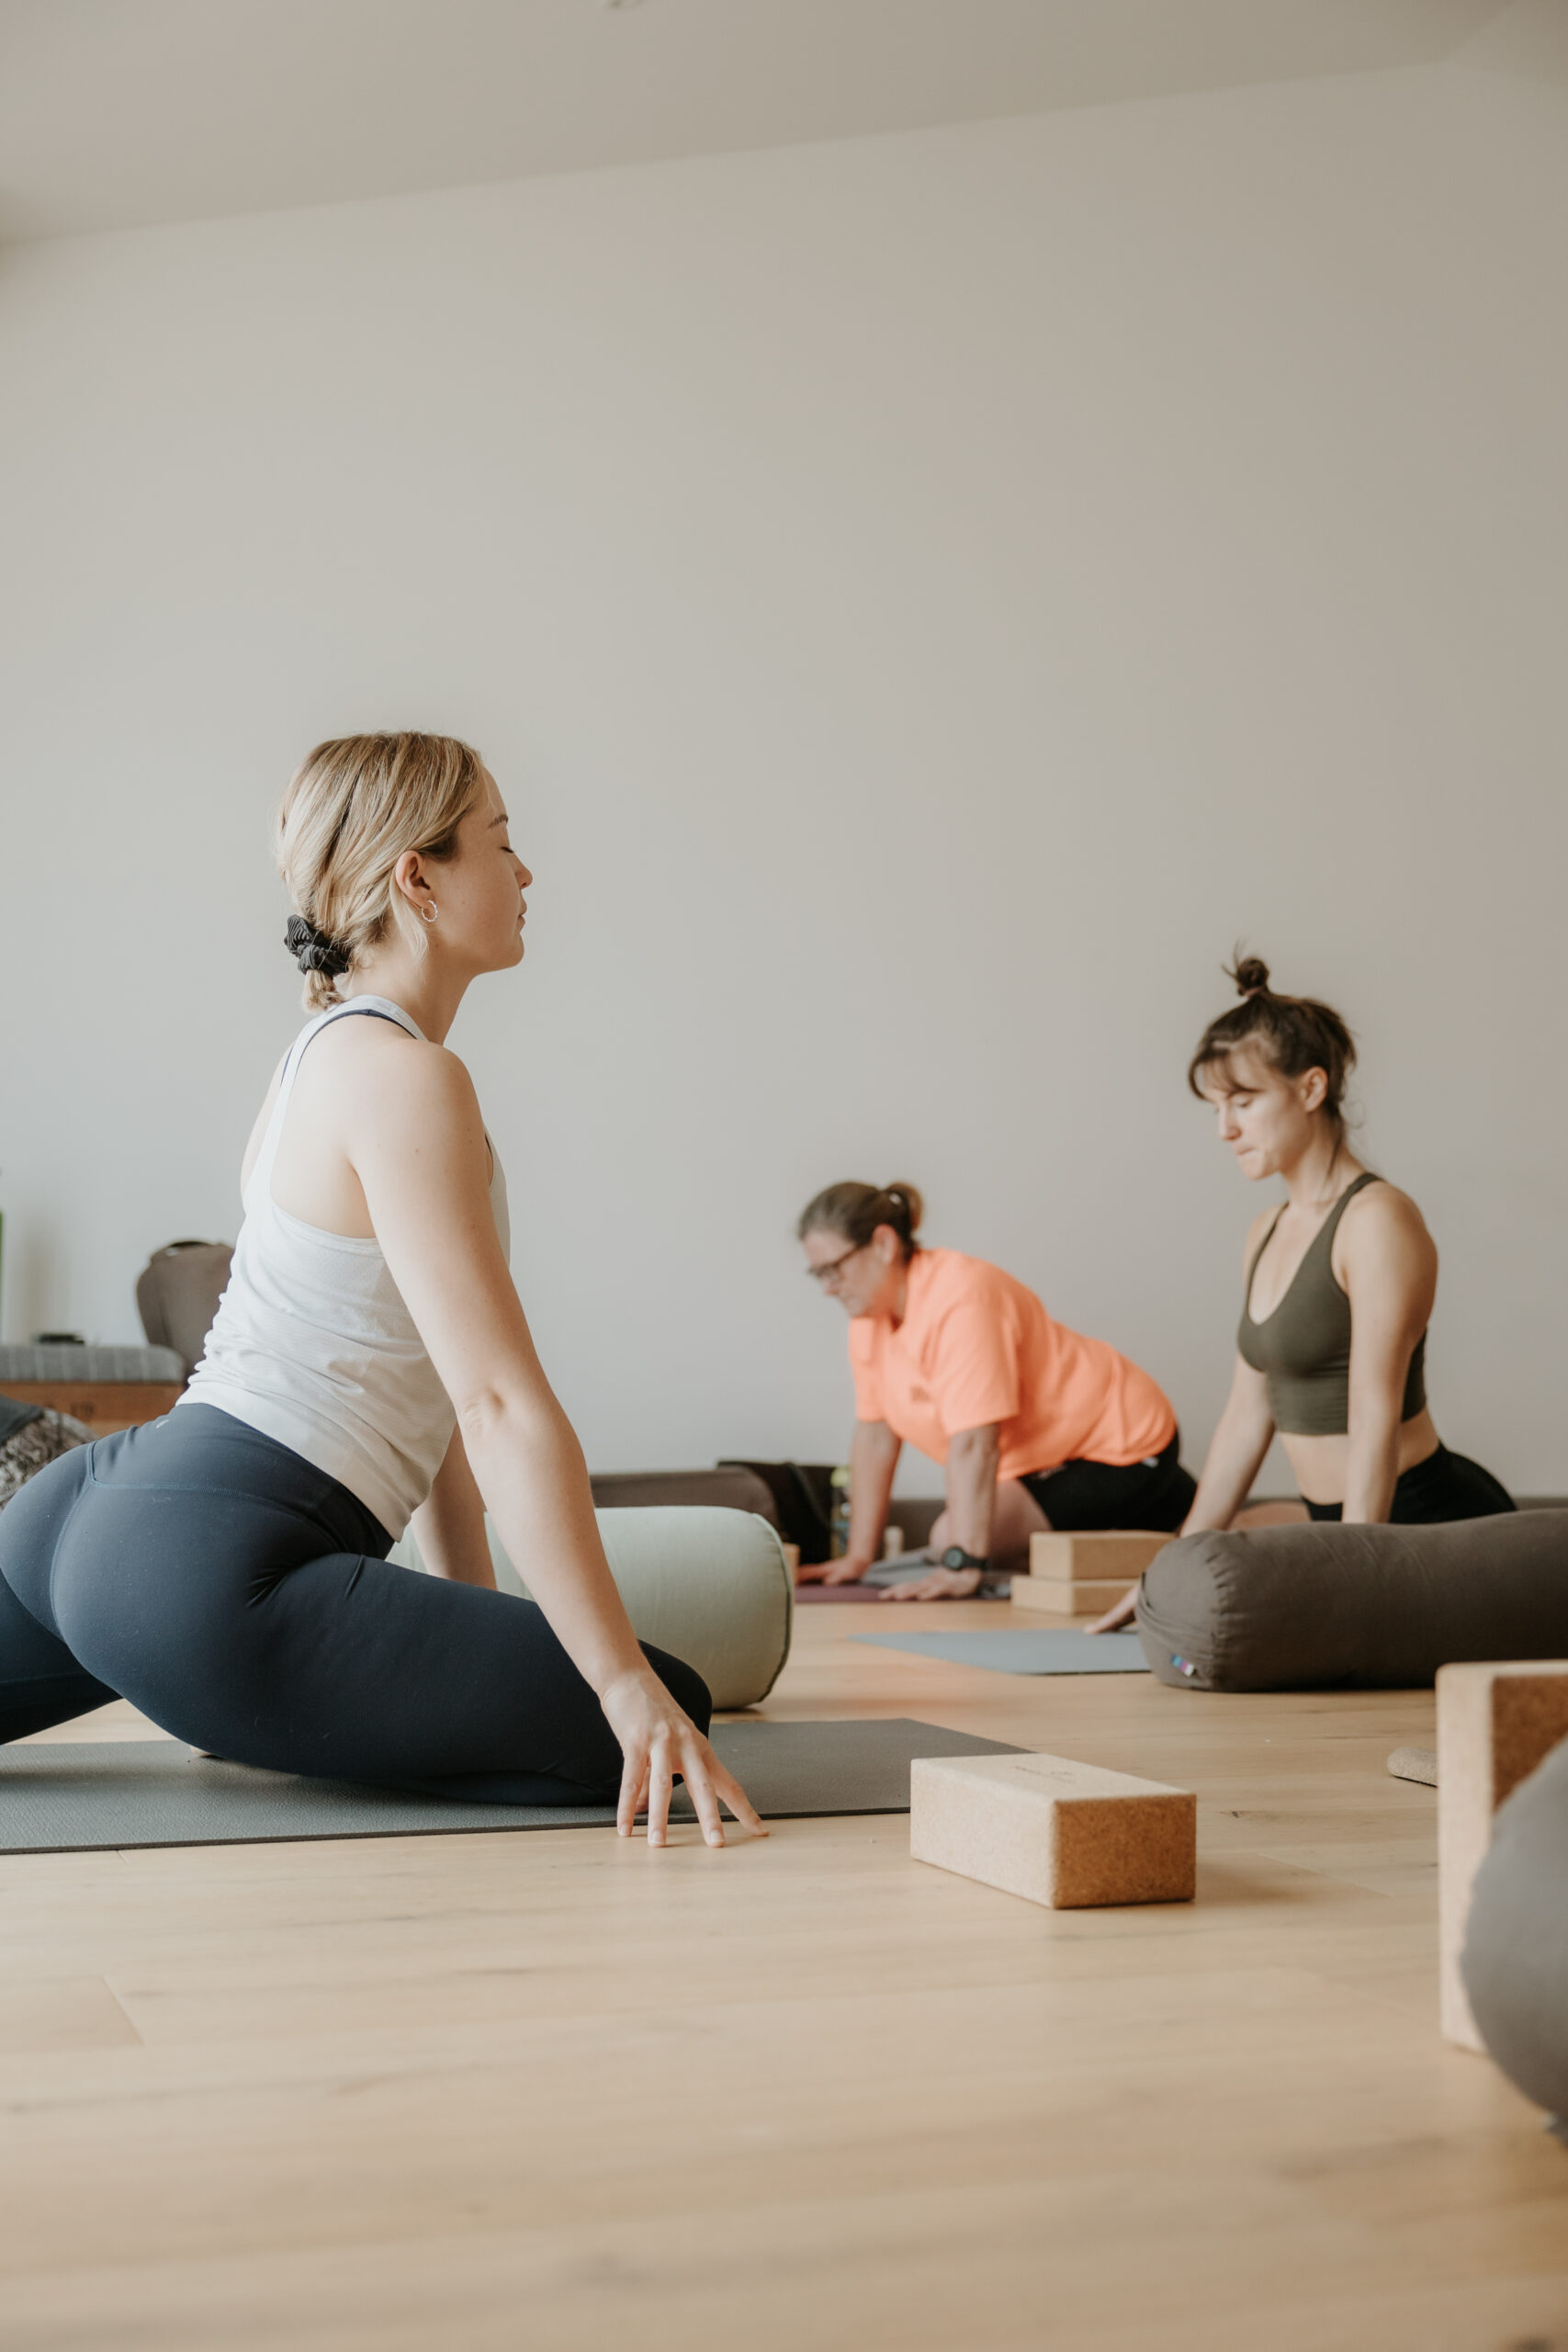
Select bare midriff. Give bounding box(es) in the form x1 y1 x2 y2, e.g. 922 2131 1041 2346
1284 1408 1440 1510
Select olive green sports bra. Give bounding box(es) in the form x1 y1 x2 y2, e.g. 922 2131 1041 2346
1236 1171 1427 1437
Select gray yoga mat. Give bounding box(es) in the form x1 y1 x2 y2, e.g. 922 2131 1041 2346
0 1718 1021 1854
1387 1745 1438 1787
853 1630 1151 1676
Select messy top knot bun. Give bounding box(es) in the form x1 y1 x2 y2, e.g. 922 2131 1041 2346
796 1180 923 1261
1189 948 1357 1137
1229 954 1271 998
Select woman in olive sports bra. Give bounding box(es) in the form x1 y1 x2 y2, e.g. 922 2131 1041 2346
1092 956 1512 1631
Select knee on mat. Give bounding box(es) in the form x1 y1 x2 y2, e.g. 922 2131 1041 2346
643 1642 712 1736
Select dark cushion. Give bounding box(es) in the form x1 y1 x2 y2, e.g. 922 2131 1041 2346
136 1242 234 1380
1134 1510 1568 1690
588 1466 780 1525
1462 1733 1568 2124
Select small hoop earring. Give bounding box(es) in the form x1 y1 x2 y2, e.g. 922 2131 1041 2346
422 901 437 923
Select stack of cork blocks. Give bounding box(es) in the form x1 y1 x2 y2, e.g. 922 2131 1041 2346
1010 1530 1172 1617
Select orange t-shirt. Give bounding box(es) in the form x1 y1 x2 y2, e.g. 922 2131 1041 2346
847 1248 1175 1478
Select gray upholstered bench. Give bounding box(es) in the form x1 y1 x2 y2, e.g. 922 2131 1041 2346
0 1344 186 1436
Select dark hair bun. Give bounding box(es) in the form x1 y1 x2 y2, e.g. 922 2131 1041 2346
1189 956 1356 1139
883 1182 924 1234
796 1179 923 1260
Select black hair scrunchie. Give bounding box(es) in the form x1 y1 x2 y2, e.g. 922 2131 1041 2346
284 914 350 978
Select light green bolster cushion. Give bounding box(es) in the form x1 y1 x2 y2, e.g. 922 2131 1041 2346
390 1506 793 1712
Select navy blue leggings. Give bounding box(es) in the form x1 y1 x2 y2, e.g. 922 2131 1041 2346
0 1405 709 1804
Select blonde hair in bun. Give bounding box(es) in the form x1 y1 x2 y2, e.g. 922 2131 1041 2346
277 731 490 1012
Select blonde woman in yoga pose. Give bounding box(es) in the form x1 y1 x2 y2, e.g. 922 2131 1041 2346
1092 956 1513 1631
0 733 762 1849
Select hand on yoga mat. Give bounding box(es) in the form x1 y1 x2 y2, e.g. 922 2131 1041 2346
1088 1583 1140 1634
797 1554 876 1586
881 1565 983 1601
602 1670 767 1849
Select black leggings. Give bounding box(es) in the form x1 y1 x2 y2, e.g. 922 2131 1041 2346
1020 1430 1197 1534
1303 1442 1517 1525
0 1406 709 1803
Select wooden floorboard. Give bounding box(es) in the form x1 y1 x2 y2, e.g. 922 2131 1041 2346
2 1600 1565 2348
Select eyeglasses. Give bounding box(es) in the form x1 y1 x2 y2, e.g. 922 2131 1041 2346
806 1243 866 1286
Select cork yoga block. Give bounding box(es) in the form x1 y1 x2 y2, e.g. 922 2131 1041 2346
1027 1531 1172 1586
909 1751 1196 1910
1438 1659 1568 2050
1010 1575 1134 1618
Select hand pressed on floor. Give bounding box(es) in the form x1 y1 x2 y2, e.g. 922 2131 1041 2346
600 1669 767 1849
879 1565 983 1601
796 1555 874 1585
1088 1582 1139 1633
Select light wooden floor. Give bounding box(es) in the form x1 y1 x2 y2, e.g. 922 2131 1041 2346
5 1599 1567 2351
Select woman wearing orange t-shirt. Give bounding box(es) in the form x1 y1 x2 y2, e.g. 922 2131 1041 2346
797 1182 1195 1599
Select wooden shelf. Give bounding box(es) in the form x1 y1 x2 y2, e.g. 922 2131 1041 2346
3 1381 184 1433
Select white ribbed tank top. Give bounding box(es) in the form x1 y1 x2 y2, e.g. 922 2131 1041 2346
181 997 510 1538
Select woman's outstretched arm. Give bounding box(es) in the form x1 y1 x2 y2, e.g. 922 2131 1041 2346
1089 1357 1274 1632
1180 1355 1277 1535
799 1418 901 1585
1339 1188 1437 1524
880 1422 1000 1600
344 1039 763 1849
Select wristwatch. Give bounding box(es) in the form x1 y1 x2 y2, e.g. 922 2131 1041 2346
940 1545 990 1576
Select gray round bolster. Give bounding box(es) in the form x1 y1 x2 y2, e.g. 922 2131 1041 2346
395 1505 793 1712
1134 1510 1568 1691
590 1506 793 1710
1461 1733 1568 2128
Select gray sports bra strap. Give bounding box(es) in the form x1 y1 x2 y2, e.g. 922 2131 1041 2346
1317 1170 1382 1255
1245 1204 1288 1305
1244 1171 1381 1312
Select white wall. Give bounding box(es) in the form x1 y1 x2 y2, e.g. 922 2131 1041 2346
4 55 1565 1491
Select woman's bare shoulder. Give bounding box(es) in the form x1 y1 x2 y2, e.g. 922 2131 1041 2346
1337 1178 1437 1283
304 1013 474 1098
1342 1178 1431 1244
274 1019 485 1195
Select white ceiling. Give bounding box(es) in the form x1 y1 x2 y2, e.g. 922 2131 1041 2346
0 0 1528 243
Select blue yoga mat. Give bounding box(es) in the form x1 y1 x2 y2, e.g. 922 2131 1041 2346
852 1630 1150 1676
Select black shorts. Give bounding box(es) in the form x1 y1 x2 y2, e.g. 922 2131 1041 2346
1020 1431 1196 1535
1303 1442 1516 1524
